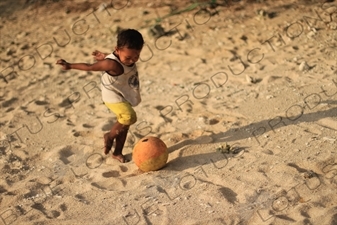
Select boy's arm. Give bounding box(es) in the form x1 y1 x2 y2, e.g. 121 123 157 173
69 60 111 71
56 59 122 74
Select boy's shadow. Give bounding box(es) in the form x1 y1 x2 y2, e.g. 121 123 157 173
166 144 249 172
165 104 337 171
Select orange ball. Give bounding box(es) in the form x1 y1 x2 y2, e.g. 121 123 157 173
132 136 168 172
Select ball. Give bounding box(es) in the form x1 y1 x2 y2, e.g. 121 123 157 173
132 136 168 172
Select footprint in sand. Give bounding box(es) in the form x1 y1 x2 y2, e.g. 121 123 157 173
119 165 128 172
66 119 75 126
218 187 238 204
34 100 49 106
2 97 18 112
59 147 74 165
60 203 67 212
82 123 95 128
72 130 94 138
91 179 126 192
0 185 8 194
74 194 89 205
1 97 18 108
31 203 61 219
102 170 120 178
101 165 129 178
91 165 136 191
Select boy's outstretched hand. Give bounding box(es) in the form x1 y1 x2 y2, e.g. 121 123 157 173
56 59 71 70
92 50 108 61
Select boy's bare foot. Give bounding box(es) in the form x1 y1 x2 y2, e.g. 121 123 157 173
103 133 114 155
112 154 125 163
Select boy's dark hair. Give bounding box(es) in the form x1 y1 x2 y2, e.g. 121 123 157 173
117 29 144 50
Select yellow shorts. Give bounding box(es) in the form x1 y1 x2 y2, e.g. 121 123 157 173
104 102 137 125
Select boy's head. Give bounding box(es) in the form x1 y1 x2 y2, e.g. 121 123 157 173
115 29 144 66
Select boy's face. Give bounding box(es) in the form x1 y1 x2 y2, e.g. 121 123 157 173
115 47 142 66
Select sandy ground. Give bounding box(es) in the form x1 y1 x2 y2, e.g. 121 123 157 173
0 0 337 224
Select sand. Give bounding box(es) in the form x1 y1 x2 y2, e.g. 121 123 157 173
0 0 336 224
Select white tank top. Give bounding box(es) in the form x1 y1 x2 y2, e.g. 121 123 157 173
100 53 141 106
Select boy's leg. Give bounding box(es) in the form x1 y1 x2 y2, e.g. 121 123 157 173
103 102 137 163
104 121 126 155
103 133 113 154
112 127 129 163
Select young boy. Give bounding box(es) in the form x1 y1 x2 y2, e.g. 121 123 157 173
56 29 144 163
